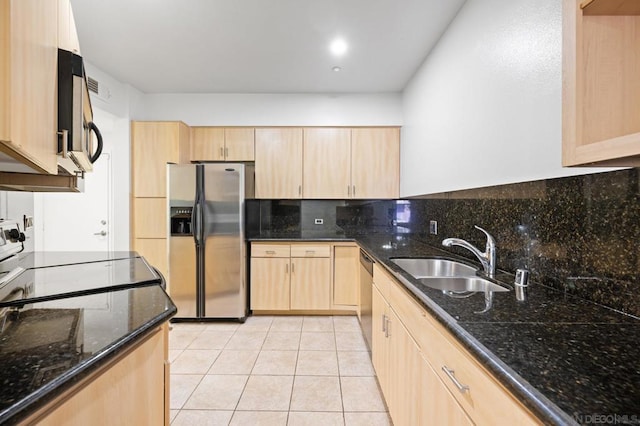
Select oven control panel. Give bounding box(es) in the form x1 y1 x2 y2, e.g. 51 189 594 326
0 220 24 261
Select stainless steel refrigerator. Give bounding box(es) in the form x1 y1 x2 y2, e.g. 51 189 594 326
168 163 254 320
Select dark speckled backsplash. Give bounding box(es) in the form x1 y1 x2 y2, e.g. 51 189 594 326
400 168 640 318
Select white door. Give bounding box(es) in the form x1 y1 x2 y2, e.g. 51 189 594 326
37 151 113 251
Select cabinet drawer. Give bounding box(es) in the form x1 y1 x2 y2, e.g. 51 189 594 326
290 244 330 257
373 263 392 300
421 307 538 425
251 244 290 258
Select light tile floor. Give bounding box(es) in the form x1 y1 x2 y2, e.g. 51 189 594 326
169 315 391 426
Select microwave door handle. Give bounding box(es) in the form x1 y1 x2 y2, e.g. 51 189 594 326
88 122 103 163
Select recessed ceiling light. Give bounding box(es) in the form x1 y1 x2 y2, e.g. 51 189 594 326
330 38 348 56
332 66 342 72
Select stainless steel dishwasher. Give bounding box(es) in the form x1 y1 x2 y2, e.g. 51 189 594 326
359 249 374 353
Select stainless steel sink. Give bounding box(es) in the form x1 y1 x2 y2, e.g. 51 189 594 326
390 258 478 278
418 277 510 293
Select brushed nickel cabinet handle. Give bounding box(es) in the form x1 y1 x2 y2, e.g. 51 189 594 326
220 147 224 158
225 147 228 158
381 314 387 333
298 185 302 196
291 262 295 273
353 185 356 197
385 318 390 338
285 263 289 273
305 250 315 255
348 185 351 197
442 366 469 393
266 250 276 254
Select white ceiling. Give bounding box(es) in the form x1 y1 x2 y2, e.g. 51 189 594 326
71 0 466 94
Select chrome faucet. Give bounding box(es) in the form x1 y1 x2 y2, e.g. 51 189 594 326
442 226 497 278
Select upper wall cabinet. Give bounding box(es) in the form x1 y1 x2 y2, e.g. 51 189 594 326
131 121 190 197
58 0 80 54
255 128 303 199
0 0 59 174
303 127 400 199
303 128 351 198
562 0 640 166
190 127 255 162
351 128 400 199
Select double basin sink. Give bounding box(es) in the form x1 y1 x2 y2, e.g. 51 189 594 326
390 258 510 295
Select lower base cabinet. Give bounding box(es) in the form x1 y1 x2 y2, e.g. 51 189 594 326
372 264 539 426
250 242 357 312
25 325 169 425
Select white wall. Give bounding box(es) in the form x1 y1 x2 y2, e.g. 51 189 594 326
135 93 402 126
400 0 616 197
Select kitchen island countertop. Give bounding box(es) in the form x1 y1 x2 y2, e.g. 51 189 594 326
0 252 176 424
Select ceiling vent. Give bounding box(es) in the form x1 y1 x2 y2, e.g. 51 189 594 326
87 76 111 103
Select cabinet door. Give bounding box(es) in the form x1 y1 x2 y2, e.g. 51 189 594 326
190 127 225 161
58 0 81 54
420 353 473 426
225 128 255 161
303 128 351 198
132 122 188 197
133 198 167 238
351 128 400 199
371 286 390 394
387 308 422 426
333 245 359 306
255 128 303 198
0 0 58 174
250 257 290 310
290 257 331 310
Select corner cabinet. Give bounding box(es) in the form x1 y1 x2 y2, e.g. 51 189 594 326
0 0 59 174
250 242 359 313
562 0 640 166
351 128 400 199
130 121 190 280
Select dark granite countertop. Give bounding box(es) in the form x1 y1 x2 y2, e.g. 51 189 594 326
0 252 176 424
250 230 640 425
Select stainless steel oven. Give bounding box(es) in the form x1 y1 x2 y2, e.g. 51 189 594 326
359 249 374 353
57 49 103 175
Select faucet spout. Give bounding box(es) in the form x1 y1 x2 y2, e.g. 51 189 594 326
442 225 496 278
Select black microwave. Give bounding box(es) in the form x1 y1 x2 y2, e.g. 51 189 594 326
57 49 103 175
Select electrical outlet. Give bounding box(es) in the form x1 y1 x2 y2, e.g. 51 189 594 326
429 220 438 235
314 218 324 225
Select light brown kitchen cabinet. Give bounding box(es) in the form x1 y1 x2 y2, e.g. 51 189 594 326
26 326 168 425
250 242 331 311
255 128 303 198
351 128 400 199
133 198 167 239
303 128 351 198
250 257 291 310
333 245 359 307
562 0 640 166
131 121 190 198
387 308 422 425
290 257 331 310
58 0 80 54
0 0 59 174
420 352 473 426
131 121 189 284
190 127 255 162
373 262 541 426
